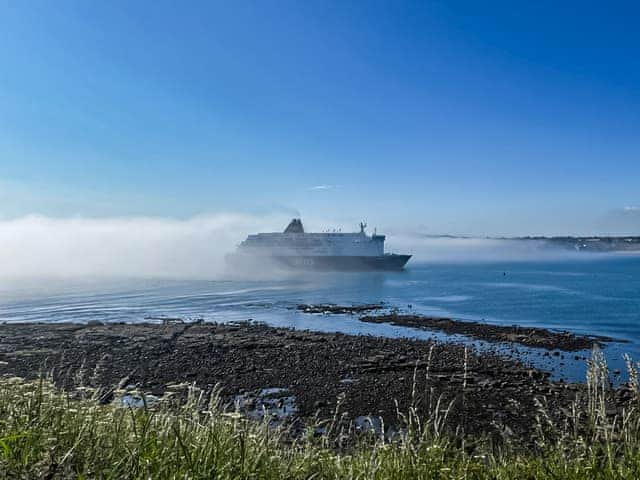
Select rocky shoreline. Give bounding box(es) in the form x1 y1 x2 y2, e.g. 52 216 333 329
0 321 632 446
296 304 620 351
359 313 618 351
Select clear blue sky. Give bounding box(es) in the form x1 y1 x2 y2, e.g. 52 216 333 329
1 1 639 235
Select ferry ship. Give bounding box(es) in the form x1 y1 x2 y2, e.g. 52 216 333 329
226 219 411 271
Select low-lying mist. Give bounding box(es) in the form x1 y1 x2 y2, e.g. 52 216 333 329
387 235 582 263
0 214 286 280
0 214 585 282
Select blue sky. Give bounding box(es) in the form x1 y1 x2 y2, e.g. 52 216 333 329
1 1 639 235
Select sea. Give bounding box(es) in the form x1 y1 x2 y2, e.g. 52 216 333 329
1 255 639 382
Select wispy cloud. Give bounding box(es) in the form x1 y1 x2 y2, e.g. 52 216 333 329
309 184 338 191
623 206 640 212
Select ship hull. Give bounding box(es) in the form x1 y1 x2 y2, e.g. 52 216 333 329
226 254 411 271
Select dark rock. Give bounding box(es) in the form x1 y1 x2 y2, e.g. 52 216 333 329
297 303 384 315
357 314 620 351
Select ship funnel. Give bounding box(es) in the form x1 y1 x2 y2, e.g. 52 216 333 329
284 218 304 233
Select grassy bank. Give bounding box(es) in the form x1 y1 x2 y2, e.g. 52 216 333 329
2 350 640 479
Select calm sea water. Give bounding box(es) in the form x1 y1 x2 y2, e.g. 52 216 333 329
1 255 639 381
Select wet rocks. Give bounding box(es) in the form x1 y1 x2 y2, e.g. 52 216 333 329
296 303 384 314
353 415 383 435
117 392 161 408
359 313 619 351
233 387 298 423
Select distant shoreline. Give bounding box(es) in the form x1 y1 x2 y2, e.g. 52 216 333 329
418 234 640 253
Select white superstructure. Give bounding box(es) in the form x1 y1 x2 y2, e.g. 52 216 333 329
237 219 385 257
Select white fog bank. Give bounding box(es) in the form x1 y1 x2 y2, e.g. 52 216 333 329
0 213 287 279
0 214 593 281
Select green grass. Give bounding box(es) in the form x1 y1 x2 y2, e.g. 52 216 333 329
2 348 640 479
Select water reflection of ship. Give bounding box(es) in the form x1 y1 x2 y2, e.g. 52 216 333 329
226 219 411 271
